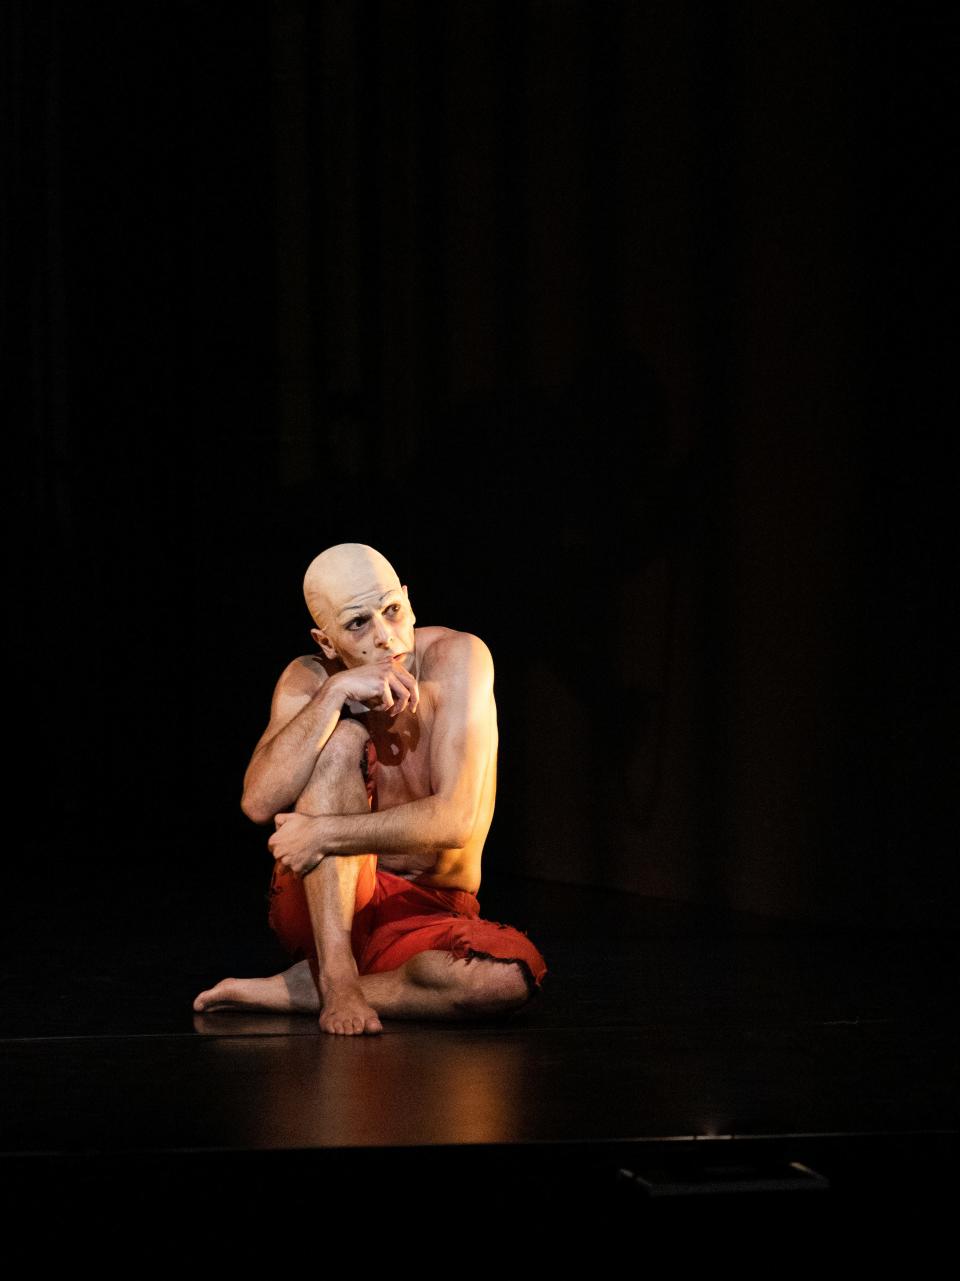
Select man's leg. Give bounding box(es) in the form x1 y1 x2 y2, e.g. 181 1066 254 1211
195 949 532 1022
194 719 380 1034
358 950 533 1019
295 719 382 1035
193 719 534 1027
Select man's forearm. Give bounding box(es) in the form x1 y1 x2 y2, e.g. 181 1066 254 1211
308 795 468 857
242 682 345 823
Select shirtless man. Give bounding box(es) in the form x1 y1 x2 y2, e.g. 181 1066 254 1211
194 542 547 1035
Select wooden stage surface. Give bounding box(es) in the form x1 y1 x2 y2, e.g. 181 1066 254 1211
3 867 958 1239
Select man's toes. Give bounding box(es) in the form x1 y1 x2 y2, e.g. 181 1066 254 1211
196 979 235 1009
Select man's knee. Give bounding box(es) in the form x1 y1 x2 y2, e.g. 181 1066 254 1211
457 958 532 1016
315 718 370 773
294 717 371 817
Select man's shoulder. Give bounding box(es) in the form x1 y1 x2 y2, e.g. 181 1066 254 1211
421 628 493 679
280 652 336 690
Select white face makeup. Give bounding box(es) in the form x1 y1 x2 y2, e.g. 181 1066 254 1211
303 543 416 667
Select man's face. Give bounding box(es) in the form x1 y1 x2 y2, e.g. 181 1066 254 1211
312 581 416 670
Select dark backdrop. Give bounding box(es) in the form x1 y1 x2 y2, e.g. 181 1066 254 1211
5 1 955 936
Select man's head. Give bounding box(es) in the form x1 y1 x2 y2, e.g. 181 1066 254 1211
303 543 416 668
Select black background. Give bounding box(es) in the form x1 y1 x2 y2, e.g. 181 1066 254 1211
5 0 956 955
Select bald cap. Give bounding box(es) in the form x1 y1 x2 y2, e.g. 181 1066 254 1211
303 543 403 631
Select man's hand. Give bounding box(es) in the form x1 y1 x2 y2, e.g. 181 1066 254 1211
268 811 327 878
327 655 419 716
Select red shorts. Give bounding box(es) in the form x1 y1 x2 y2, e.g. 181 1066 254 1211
268 860 548 997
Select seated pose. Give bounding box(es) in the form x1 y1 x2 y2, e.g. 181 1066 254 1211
194 542 548 1035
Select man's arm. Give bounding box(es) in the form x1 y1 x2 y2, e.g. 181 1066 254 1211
240 661 345 825
269 635 495 867
243 654 421 825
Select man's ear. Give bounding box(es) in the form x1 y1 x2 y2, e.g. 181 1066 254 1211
402 584 416 625
310 626 338 660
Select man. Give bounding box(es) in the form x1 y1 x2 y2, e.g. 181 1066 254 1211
194 542 548 1035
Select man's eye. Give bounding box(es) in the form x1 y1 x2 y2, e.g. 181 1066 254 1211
348 617 368 630
387 603 401 615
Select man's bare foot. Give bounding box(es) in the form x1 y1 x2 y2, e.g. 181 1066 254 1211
318 972 383 1035
193 960 320 1014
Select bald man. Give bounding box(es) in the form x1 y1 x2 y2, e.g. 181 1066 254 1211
194 543 547 1034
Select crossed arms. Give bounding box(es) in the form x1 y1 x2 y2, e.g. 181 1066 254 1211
241 634 495 868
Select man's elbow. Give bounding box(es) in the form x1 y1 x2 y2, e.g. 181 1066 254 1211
241 793 274 826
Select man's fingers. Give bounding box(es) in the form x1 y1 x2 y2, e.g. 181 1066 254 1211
386 665 419 714
389 661 418 692
370 657 419 714
386 671 412 714
406 673 420 713
377 677 395 711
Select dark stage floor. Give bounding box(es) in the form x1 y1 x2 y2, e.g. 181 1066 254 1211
2 860 958 1240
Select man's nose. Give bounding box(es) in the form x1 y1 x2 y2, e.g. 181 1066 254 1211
372 614 392 646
